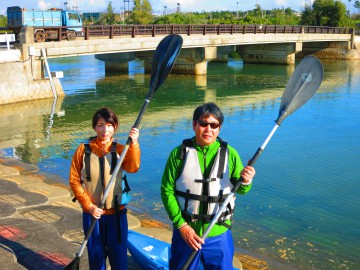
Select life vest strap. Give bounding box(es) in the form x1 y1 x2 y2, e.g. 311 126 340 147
122 174 131 193
110 142 117 174
182 208 232 223
195 178 217 183
179 138 194 160
114 195 128 243
175 190 228 203
84 143 92 181
217 138 228 179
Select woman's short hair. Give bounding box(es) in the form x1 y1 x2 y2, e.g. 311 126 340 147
92 107 119 129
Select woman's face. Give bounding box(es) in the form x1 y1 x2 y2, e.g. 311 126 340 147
193 115 221 148
94 117 116 142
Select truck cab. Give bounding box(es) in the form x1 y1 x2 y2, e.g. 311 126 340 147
62 11 82 30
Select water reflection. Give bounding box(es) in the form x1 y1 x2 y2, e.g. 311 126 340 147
1 57 357 169
0 56 359 270
0 98 64 163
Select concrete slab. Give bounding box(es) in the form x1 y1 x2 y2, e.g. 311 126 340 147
0 218 88 270
17 204 83 239
132 226 172 243
0 201 16 218
0 157 39 174
0 164 19 176
128 213 141 230
0 243 26 270
0 179 48 216
3 174 70 201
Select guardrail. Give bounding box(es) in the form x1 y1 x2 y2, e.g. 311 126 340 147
2 24 355 43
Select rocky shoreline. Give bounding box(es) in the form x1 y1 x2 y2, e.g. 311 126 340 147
0 157 268 270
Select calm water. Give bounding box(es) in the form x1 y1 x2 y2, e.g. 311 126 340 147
0 55 359 270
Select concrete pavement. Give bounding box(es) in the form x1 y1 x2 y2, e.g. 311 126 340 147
0 157 264 270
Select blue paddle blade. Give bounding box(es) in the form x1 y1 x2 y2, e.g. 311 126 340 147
148 34 183 98
276 55 324 124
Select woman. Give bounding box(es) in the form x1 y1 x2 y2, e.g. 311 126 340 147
69 107 140 270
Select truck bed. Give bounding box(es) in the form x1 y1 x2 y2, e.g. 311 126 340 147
7 6 62 28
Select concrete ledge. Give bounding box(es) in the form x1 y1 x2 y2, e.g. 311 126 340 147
0 164 20 176
0 50 22 63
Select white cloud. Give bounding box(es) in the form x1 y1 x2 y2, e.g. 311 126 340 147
37 1 52 10
275 0 288 7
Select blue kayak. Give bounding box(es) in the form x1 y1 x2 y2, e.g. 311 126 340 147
127 230 239 270
128 230 170 269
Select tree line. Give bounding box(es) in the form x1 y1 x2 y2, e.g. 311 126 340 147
1 0 360 28
94 0 360 28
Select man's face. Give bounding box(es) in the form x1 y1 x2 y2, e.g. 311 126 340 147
193 115 221 148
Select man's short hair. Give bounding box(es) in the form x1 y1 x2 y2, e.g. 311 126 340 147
193 102 224 124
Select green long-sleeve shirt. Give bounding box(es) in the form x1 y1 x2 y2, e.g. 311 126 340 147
160 137 252 238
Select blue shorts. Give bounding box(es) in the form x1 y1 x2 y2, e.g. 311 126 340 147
83 210 128 270
170 228 234 270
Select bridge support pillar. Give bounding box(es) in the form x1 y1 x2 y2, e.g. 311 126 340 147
214 46 236 62
95 52 136 74
173 47 218 75
299 41 355 59
137 47 217 75
239 43 301 65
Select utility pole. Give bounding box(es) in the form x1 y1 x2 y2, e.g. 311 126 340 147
237 2 239 19
123 0 130 19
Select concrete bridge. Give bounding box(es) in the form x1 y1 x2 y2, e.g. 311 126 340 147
18 24 357 77
1 24 359 104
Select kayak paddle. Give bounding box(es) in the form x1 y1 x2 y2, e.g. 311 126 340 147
181 55 324 270
64 34 183 270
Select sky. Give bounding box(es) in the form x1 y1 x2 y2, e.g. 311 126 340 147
0 0 357 15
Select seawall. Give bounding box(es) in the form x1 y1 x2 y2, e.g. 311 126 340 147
0 49 64 105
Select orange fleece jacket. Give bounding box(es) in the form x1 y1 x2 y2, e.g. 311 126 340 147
69 137 140 214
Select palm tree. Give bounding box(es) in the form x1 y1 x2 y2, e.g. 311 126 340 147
354 0 360 13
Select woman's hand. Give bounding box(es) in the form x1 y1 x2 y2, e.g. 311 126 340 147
129 128 139 145
179 224 204 251
88 203 104 219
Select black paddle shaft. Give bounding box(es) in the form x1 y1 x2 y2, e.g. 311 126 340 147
181 55 324 270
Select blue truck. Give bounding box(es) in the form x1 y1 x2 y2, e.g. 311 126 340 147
7 6 83 42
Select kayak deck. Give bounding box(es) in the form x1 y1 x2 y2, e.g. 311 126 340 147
128 230 170 270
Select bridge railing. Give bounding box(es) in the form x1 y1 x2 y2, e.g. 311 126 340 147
4 24 354 42
82 24 352 39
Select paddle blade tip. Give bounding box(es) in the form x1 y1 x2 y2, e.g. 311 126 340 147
276 55 324 124
63 257 80 270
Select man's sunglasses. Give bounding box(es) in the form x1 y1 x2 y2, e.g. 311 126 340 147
197 120 220 129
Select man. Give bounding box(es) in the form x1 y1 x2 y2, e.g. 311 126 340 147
161 102 255 269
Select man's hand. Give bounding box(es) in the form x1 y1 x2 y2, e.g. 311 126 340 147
241 165 256 185
179 224 205 251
